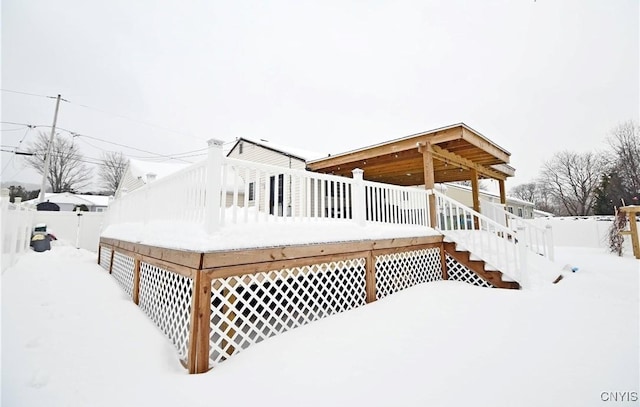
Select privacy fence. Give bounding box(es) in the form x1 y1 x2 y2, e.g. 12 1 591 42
98 234 506 374
1 191 35 272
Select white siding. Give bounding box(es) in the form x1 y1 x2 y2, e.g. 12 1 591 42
228 141 307 170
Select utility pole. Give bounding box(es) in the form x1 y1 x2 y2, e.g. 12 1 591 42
39 94 62 203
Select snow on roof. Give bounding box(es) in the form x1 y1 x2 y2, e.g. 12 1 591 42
23 192 111 207
232 137 328 162
127 159 193 183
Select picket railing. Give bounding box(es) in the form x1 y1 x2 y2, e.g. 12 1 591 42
1 191 35 272
482 201 554 260
104 140 433 233
431 189 523 283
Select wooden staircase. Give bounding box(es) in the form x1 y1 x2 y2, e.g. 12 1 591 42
443 242 520 289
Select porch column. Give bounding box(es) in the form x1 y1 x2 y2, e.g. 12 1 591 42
421 142 437 227
470 168 480 228
498 179 507 205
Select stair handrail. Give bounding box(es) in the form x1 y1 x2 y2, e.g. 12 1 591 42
482 201 554 261
430 189 523 283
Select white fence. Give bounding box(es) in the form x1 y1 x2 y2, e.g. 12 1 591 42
1 193 35 272
34 211 105 252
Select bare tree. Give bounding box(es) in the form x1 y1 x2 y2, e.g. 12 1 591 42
539 151 605 216
99 152 129 194
607 121 640 197
509 182 537 203
24 132 93 193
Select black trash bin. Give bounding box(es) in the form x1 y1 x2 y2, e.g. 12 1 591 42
31 232 51 252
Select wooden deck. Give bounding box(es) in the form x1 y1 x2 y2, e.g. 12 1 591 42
98 233 518 374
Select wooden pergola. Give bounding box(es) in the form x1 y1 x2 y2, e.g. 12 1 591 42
307 123 515 225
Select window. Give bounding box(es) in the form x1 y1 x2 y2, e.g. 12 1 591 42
239 141 243 154
517 207 523 217
507 206 514 214
248 182 255 201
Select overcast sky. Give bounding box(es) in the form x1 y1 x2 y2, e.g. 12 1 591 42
1 0 638 192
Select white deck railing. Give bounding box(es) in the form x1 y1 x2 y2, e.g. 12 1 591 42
104 139 554 287
482 201 554 261
431 190 524 283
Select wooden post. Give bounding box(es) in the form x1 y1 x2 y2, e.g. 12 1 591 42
187 269 207 374
440 244 448 280
132 257 141 305
365 251 376 303
620 207 640 260
470 168 480 229
108 247 115 274
97 245 102 265
498 179 507 205
421 142 437 228
195 272 212 373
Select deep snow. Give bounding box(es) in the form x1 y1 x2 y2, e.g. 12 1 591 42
2 243 638 407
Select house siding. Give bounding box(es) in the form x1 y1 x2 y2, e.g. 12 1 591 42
228 140 310 216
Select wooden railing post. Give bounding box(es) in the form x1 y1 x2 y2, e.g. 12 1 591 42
188 268 211 374
440 243 448 280
205 139 224 234
108 247 115 274
352 168 366 227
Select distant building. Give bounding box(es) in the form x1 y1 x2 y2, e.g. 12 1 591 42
24 192 111 212
436 182 535 219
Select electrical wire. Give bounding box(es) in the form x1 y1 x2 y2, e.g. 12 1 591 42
0 89 57 99
62 99 206 142
1 127 33 176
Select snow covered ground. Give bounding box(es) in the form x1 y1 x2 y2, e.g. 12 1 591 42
2 243 638 407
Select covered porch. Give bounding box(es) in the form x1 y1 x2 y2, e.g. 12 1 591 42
306 123 515 225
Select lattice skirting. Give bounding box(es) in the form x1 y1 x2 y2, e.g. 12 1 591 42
208 258 367 367
376 247 442 300
112 252 135 298
99 247 112 271
445 253 494 288
138 262 193 360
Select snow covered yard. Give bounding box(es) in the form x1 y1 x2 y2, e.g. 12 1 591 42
2 244 638 407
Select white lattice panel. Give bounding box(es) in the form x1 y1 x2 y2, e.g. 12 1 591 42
375 247 442 299
445 254 494 288
99 247 112 271
208 258 366 367
112 252 135 298
138 262 193 360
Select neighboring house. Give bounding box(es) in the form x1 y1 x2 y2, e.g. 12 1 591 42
116 159 192 198
533 209 554 218
24 192 111 212
226 137 326 216
436 183 535 219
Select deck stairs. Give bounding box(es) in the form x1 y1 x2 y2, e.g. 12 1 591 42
431 190 563 289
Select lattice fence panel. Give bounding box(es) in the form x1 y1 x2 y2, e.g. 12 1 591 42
138 263 193 360
208 258 366 367
99 247 112 271
112 251 135 298
375 247 442 300
445 254 494 288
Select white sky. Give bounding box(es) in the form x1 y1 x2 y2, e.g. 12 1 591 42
1 0 638 190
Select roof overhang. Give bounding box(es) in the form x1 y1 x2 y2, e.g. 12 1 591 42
307 123 514 186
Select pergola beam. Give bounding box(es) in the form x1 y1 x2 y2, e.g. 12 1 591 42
431 145 507 181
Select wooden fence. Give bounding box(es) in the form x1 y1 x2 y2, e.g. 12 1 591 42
99 234 509 374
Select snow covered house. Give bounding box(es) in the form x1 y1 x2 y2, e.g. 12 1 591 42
99 123 560 374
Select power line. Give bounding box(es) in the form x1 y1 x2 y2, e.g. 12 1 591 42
62 98 205 142
0 89 57 99
1 127 34 176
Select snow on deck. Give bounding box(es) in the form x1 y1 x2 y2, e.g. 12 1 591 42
101 219 441 252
